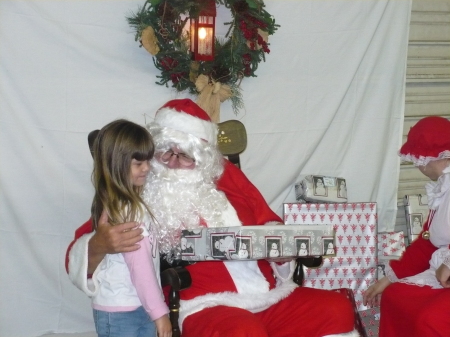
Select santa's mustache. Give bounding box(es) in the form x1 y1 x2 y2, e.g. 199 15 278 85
152 164 203 185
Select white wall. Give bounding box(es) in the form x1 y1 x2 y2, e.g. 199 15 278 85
0 0 411 336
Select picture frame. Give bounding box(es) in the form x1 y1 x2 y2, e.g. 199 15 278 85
336 178 347 199
180 237 195 256
322 236 336 256
235 236 252 259
265 236 282 258
295 236 311 257
313 175 328 197
409 213 424 235
210 233 236 259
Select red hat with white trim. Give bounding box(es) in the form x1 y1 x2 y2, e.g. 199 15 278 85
399 116 450 166
154 99 217 145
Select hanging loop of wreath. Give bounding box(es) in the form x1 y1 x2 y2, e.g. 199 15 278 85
128 0 279 116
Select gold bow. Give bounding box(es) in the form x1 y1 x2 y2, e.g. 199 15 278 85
140 26 160 56
195 74 232 123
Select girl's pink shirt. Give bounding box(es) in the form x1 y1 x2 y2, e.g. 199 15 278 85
92 237 168 321
123 237 169 321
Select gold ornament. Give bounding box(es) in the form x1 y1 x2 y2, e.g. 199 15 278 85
422 231 430 240
195 74 232 123
140 26 160 56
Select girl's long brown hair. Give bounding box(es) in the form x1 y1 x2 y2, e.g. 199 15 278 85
91 119 155 229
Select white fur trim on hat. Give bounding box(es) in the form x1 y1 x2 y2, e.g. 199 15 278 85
155 107 218 145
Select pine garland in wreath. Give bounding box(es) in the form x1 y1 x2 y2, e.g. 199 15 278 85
127 0 279 116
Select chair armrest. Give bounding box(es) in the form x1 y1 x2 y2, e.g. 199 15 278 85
293 256 323 285
161 266 192 337
161 266 192 291
298 256 323 268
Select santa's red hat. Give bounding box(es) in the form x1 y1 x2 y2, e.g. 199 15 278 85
399 116 450 166
154 99 217 145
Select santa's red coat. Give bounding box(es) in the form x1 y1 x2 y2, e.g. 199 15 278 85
66 161 356 337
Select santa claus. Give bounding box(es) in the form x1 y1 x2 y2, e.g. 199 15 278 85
66 99 357 337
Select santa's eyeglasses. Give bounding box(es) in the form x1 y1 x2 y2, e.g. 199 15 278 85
160 150 195 166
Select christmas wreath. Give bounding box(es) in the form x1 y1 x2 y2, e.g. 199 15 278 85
127 0 279 119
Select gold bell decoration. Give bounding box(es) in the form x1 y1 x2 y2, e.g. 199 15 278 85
195 74 232 123
422 231 430 240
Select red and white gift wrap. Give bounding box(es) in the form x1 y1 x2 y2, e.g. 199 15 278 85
359 306 380 337
283 202 377 310
377 231 405 257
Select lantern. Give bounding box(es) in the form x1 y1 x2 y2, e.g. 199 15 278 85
190 1 216 61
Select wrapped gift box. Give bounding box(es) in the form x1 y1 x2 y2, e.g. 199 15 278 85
403 194 429 242
377 231 405 257
179 225 335 261
295 175 348 203
359 307 380 337
284 202 377 310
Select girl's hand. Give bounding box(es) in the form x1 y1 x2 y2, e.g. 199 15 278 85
436 263 450 288
362 276 391 307
155 315 172 337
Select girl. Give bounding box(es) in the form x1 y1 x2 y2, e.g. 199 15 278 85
90 119 171 337
363 116 450 337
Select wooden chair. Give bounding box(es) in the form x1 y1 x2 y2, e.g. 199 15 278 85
217 119 247 168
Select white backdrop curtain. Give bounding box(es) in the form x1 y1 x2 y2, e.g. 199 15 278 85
0 0 411 336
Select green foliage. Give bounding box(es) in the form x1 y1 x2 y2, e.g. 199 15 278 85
127 0 279 114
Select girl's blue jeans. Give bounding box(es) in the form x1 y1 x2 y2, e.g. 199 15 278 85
93 306 156 337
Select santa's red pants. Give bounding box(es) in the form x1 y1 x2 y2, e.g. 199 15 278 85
182 287 355 337
380 282 450 337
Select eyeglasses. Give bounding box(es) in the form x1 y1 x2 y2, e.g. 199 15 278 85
160 150 195 167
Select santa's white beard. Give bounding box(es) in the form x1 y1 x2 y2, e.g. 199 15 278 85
142 159 230 258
